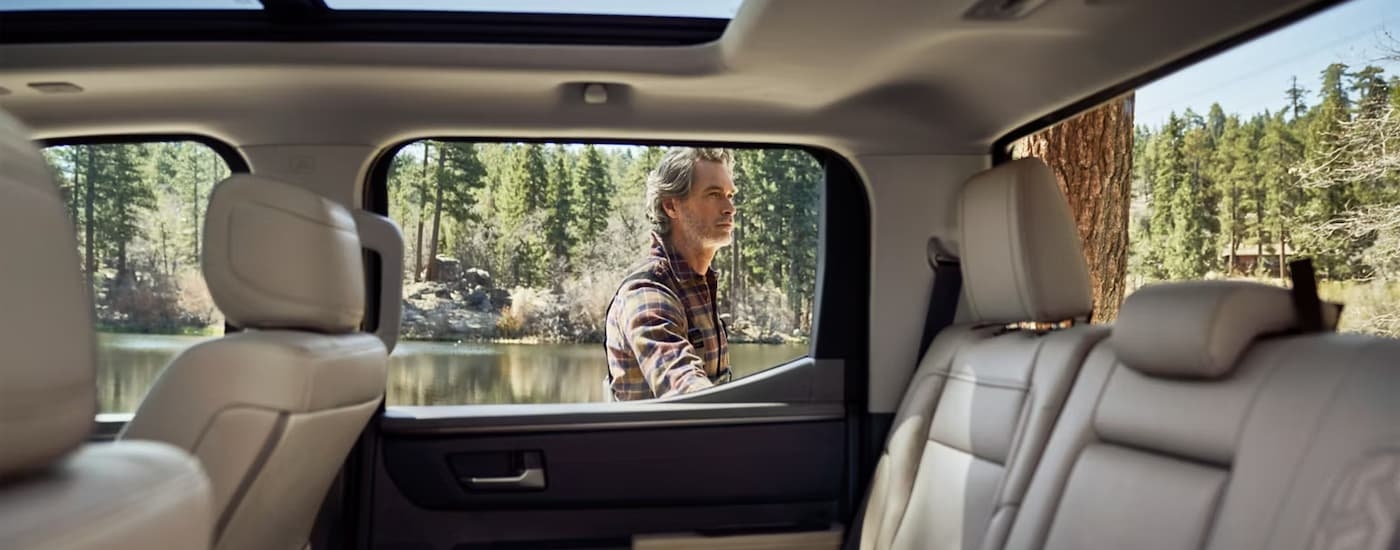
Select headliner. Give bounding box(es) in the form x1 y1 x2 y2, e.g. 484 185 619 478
0 0 1336 156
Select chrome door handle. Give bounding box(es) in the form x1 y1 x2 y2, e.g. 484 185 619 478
466 467 546 490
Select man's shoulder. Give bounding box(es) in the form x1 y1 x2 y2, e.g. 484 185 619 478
610 257 684 322
618 257 675 294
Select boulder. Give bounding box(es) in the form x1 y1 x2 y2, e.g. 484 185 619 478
463 267 492 288
465 289 490 310
487 288 512 311
429 255 462 282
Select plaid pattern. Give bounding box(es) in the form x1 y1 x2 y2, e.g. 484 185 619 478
605 233 730 401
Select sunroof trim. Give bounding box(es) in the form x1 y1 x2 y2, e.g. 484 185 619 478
324 0 743 20
0 9 731 46
0 0 260 10
0 0 745 19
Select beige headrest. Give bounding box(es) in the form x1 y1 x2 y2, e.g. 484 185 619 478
203 175 365 333
1113 281 1296 379
0 111 97 478
957 158 1093 324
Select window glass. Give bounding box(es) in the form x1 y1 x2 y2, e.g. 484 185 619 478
384 142 821 404
41 141 232 413
1011 0 1399 336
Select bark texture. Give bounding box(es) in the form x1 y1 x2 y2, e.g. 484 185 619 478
1011 94 1135 322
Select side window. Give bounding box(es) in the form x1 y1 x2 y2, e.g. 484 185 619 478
384 142 822 405
41 141 233 415
1009 0 1399 337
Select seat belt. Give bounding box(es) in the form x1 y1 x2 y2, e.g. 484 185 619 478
918 247 962 360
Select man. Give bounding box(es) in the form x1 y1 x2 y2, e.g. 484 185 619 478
604 147 736 401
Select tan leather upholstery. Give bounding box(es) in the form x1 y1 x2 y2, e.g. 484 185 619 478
1005 280 1400 550
203 174 365 333
859 158 1105 550
0 111 95 477
0 109 214 550
1113 281 1297 378
0 442 213 550
957 158 1092 325
121 174 388 550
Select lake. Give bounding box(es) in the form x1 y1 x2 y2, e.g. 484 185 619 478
95 333 809 413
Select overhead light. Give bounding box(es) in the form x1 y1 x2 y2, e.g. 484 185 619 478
583 83 609 105
28 82 84 94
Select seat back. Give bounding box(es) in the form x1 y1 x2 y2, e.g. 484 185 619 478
120 174 388 550
859 159 1107 550
1006 280 1400 550
0 110 213 549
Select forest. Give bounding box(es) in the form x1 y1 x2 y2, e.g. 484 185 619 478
42 141 230 335
1126 62 1400 335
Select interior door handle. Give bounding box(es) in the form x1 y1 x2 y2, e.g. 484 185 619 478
466 467 546 490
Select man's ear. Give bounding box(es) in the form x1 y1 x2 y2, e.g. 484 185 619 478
662 197 681 220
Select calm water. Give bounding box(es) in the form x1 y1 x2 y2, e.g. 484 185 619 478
95 333 808 413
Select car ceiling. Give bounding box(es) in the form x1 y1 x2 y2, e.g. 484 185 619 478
0 0 1334 156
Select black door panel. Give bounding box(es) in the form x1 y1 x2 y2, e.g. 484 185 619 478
371 417 845 548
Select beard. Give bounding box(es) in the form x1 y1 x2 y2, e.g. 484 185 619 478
679 211 734 248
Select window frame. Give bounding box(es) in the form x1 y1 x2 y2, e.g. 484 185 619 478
40 133 248 434
39 133 251 172
363 136 871 408
988 0 1350 161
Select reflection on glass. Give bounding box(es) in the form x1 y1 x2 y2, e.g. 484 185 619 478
96 333 806 412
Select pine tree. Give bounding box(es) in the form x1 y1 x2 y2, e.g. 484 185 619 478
425 142 485 281
1285 76 1310 121
94 144 156 284
573 145 613 258
1260 111 1304 281
1306 63 1361 278
1171 111 1217 277
1216 115 1246 274
544 145 576 271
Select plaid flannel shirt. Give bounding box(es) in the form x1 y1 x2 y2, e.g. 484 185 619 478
605 233 730 401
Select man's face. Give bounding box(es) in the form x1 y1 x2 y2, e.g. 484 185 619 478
667 160 737 248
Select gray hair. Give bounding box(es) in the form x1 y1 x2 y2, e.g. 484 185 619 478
645 147 734 235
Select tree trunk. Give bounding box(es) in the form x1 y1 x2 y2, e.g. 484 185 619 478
1011 94 1134 322
84 147 96 292
425 150 446 282
1254 191 1266 277
160 223 171 279
730 214 739 318
193 153 201 262
117 240 128 285
1279 226 1288 283
1228 185 1239 276
414 142 430 282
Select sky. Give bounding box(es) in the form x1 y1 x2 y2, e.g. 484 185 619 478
1134 0 1400 128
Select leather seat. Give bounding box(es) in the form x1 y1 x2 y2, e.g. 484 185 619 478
1006 280 1400 550
858 158 1108 550
0 110 214 549
119 174 389 550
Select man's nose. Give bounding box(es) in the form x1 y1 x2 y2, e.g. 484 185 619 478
722 196 736 215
